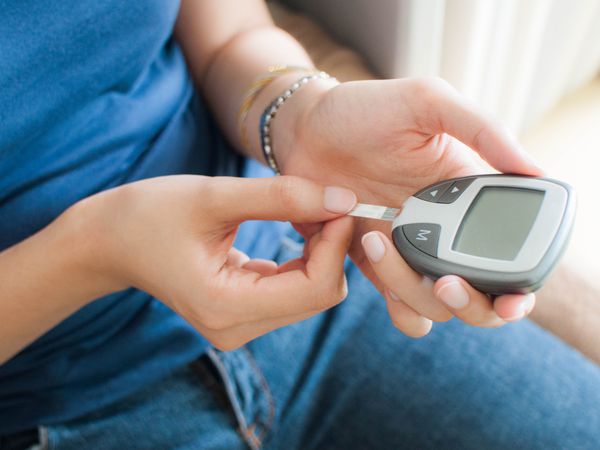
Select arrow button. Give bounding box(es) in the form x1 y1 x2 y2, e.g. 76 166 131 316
438 178 475 204
415 181 453 203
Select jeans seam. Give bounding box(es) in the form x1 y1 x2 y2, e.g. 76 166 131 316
205 349 261 450
241 347 276 444
239 424 262 450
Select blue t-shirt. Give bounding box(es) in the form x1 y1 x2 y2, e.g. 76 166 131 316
0 0 284 433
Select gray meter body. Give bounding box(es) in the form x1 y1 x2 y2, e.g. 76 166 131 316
391 175 576 295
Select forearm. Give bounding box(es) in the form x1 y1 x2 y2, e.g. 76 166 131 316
0 205 119 364
175 0 332 162
532 265 600 365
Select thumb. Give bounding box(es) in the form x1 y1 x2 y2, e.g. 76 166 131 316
419 79 544 176
210 176 357 224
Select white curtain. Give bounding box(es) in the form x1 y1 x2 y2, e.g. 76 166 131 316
283 0 600 133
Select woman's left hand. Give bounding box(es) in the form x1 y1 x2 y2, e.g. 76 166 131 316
275 77 542 337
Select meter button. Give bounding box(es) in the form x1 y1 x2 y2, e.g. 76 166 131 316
437 178 475 204
402 223 441 257
415 181 453 203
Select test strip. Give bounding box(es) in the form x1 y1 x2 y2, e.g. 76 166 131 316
348 203 400 222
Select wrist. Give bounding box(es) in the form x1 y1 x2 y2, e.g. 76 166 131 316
57 194 130 299
248 72 338 172
271 75 338 173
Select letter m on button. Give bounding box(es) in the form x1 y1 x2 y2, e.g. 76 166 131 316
416 229 431 241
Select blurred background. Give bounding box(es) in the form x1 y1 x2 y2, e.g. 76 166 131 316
271 0 600 284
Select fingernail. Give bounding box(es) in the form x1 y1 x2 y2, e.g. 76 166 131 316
388 289 402 302
342 275 349 299
523 293 536 314
324 186 357 214
361 232 385 263
436 282 469 309
504 294 535 322
422 276 434 289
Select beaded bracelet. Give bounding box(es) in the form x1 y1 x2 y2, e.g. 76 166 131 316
259 71 334 174
237 65 317 153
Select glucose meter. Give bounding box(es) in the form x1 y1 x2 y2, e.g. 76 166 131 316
350 175 576 295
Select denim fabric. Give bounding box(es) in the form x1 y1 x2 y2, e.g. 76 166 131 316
34 228 600 450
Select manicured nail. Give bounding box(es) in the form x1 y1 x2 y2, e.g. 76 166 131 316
422 276 434 289
504 294 535 322
324 186 357 214
523 293 536 314
342 275 349 299
436 282 469 309
388 289 402 302
361 232 385 263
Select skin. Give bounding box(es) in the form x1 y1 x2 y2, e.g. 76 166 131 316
175 0 538 332
0 0 596 366
274 77 543 336
0 176 356 363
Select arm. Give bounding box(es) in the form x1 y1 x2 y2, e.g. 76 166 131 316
0 208 121 364
533 267 600 365
174 1 538 336
174 0 334 161
0 176 356 364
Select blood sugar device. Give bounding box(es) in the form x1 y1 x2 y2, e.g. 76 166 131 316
390 175 576 295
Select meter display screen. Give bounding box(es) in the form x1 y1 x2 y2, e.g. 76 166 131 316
453 187 545 261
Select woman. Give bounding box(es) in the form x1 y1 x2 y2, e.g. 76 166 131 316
1 1 599 448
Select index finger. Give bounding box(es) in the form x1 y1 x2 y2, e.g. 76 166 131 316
210 176 357 224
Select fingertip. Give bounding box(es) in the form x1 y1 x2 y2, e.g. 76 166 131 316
386 293 434 338
405 318 433 339
341 274 349 300
226 248 251 268
494 293 536 322
520 154 546 177
433 275 470 309
242 259 279 276
466 118 545 177
433 274 463 292
500 131 546 176
361 231 388 264
509 151 546 177
323 186 358 214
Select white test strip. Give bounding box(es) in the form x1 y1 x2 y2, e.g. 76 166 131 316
348 203 400 222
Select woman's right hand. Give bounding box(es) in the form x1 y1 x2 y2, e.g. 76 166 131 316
70 175 357 351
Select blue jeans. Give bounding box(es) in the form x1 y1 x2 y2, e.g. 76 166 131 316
36 229 600 449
